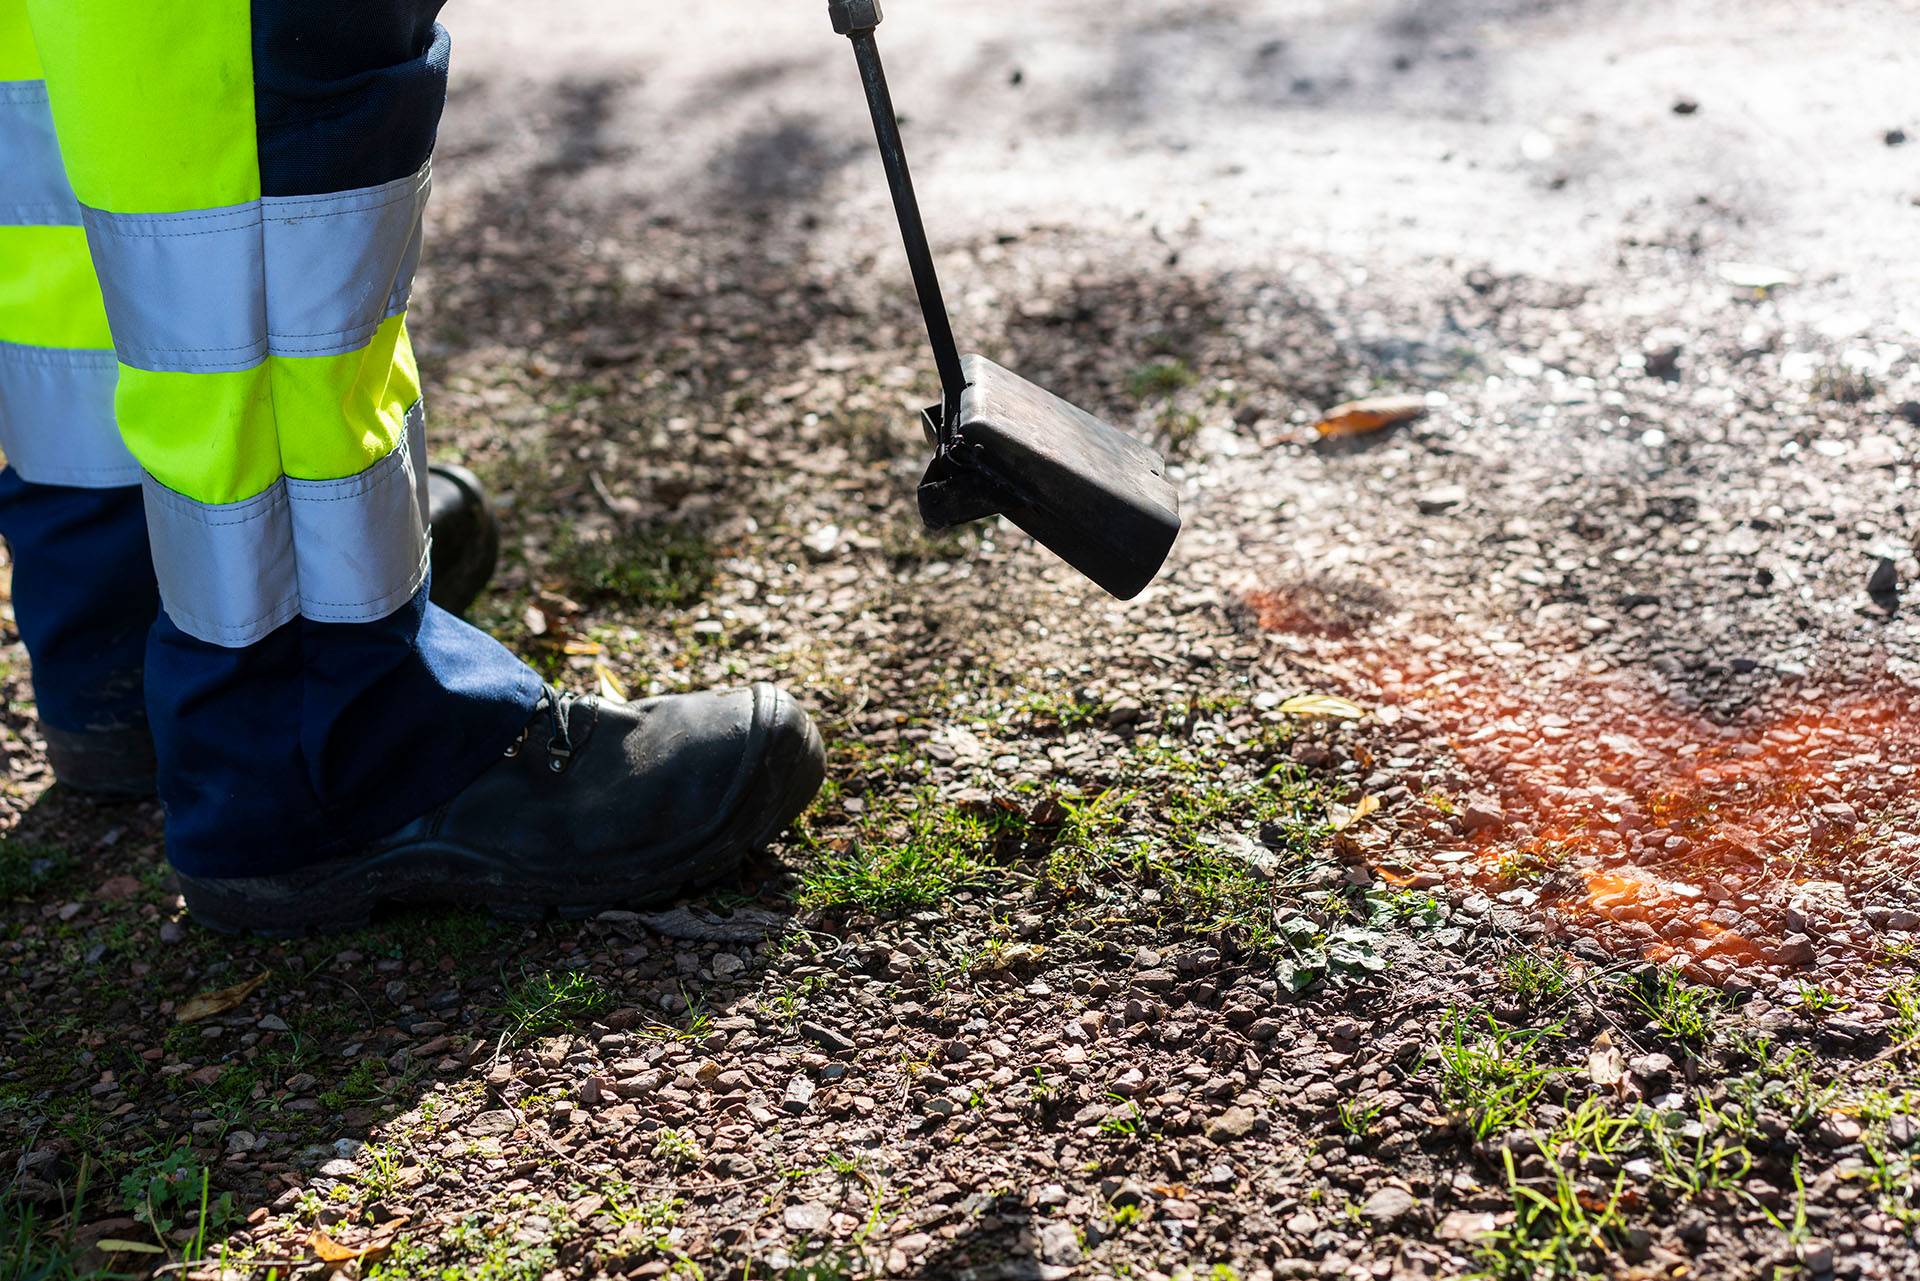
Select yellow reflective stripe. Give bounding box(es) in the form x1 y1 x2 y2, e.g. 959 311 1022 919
116 316 420 504
0 224 110 349
24 0 257 213
275 315 421 482
0 0 40 79
115 363 279 506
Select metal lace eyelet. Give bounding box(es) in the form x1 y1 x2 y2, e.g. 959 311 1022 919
548 756 566 773
503 733 524 758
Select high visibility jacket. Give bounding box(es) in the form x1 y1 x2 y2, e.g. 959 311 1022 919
0 1 444 646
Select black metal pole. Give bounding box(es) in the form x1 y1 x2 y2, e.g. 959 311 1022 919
841 28 967 423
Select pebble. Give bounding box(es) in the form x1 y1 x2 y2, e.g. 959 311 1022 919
1868 557 1899 596
1204 1106 1259 1141
468 1110 516 1137
1461 794 1505 832
1132 968 1176 993
783 1074 816 1115
1776 934 1817 966
800 1021 858 1055
1361 1186 1417 1223
1416 485 1468 515
1039 1220 1083 1266
1435 1210 1499 1242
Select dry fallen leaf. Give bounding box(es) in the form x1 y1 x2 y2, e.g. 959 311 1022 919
594 661 628 702
1716 261 1797 290
1315 394 1429 437
95 1239 165 1255
1588 1029 1626 1088
1277 693 1367 721
174 971 270 1024
971 943 1045 972
311 1229 394 1265
1329 794 1381 833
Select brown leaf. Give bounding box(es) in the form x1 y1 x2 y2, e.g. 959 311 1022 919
174 972 270 1024
1588 1042 1626 1088
1314 394 1429 437
1028 794 1069 827
311 1229 394 1265
1277 693 1366 721
1330 794 1381 833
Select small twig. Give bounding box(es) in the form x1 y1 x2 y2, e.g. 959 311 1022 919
313 972 380 1027
151 1258 300 1277
1862 1031 1920 1070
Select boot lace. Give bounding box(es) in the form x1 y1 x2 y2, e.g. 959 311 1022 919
502 685 579 773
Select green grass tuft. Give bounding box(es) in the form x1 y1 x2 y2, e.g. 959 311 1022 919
0 840 76 900
1126 359 1199 401
798 797 1020 913
497 969 612 1044
553 524 713 609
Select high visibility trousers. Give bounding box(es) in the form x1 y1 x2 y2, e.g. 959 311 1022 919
0 0 540 875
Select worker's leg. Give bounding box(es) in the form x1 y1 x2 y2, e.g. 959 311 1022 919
24 0 539 871
17 1 822 922
0 0 160 790
0 476 161 790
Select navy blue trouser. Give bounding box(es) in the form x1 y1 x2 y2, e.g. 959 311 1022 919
0 1 541 877
0 469 539 877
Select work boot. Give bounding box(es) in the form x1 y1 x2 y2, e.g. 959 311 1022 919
425 462 500 619
175 683 826 935
46 462 503 798
42 722 157 799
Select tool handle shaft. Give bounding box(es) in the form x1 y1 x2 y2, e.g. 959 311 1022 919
847 30 966 419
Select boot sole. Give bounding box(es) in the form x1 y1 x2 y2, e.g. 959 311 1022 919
179 698 825 938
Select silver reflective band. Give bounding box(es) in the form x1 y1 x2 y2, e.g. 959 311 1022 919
144 402 430 647
0 340 141 487
80 162 431 375
81 202 267 373
143 467 299 646
0 82 82 226
286 402 429 624
265 168 428 357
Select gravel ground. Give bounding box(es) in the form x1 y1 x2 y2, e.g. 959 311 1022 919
5 2 1920 1278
